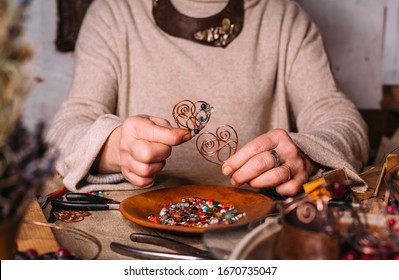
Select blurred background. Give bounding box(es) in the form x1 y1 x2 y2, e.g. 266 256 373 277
22 0 399 163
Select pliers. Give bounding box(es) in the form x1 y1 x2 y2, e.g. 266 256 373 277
110 233 224 260
37 186 68 209
51 192 120 211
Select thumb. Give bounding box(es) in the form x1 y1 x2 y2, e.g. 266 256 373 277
173 128 193 145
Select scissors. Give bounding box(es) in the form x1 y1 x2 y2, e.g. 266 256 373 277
50 192 120 211
110 233 225 260
37 186 68 209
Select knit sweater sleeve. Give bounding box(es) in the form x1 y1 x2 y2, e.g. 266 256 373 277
46 0 129 192
282 2 370 189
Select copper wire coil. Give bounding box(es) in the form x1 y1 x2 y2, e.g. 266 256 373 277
53 210 90 223
172 100 212 133
296 202 317 224
196 124 238 165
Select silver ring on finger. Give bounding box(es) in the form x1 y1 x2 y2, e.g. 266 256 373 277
280 163 292 181
270 150 280 168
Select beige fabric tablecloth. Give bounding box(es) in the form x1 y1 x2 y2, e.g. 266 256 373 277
25 162 382 260
38 166 242 260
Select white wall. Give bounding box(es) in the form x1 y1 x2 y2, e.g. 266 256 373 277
382 0 399 85
296 0 386 109
21 0 390 131
22 0 74 132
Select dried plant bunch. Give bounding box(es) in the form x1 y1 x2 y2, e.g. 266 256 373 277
0 0 33 148
0 0 54 222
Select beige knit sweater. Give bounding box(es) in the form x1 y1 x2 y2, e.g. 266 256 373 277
46 0 370 192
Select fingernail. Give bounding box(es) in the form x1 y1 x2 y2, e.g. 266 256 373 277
222 165 233 176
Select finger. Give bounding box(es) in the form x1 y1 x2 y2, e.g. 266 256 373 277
123 170 155 188
120 156 162 188
120 147 166 174
131 160 165 178
274 179 304 196
126 139 172 163
222 133 279 176
274 162 309 196
148 116 173 128
240 164 293 188
229 151 277 186
128 117 191 145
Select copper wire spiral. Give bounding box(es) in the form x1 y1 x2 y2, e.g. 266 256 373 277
172 100 212 134
296 202 317 224
196 125 238 165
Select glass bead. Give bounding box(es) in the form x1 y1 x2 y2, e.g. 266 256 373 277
387 218 396 227
340 249 357 260
360 253 375 260
386 205 396 214
149 196 245 227
330 181 347 198
56 248 70 257
25 248 38 258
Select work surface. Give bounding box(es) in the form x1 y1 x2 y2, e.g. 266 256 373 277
19 167 239 259
17 165 382 260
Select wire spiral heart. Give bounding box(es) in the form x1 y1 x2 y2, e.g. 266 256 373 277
196 125 238 165
172 100 213 135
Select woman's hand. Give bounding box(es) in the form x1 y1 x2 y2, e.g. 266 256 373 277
92 115 191 187
221 128 318 196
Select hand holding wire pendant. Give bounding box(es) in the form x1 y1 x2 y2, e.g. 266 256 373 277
172 100 213 135
196 125 238 165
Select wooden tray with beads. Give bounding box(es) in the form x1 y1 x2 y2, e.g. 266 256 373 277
119 185 275 234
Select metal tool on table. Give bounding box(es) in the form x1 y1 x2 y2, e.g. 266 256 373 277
51 192 120 211
110 233 217 260
37 186 68 209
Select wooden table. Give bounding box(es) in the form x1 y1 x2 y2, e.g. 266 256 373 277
17 200 59 254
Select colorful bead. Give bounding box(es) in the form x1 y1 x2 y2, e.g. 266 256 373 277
56 248 70 257
386 204 396 214
149 196 245 228
25 248 38 258
15 247 80 260
330 181 347 198
387 218 396 227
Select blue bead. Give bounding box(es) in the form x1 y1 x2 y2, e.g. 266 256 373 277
194 128 200 134
200 103 207 109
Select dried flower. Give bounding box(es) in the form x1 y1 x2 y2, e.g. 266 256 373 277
0 0 34 147
0 0 54 223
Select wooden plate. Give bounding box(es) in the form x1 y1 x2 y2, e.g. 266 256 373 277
119 185 275 234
